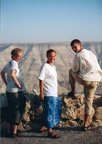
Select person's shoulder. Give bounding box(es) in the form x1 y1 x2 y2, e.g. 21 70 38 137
40 63 48 70
83 49 95 56
11 60 18 68
11 60 17 64
41 63 47 68
82 49 92 53
5 60 12 67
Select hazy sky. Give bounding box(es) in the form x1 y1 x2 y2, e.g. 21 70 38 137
1 0 102 43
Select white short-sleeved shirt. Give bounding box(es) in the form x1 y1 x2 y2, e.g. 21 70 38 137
2 60 26 93
37 63 58 97
72 49 102 81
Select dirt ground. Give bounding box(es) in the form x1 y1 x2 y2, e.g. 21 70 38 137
1 124 102 144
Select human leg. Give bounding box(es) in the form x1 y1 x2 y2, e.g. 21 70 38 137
6 92 20 137
71 85 75 94
84 82 98 130
40 126 47 132
6 122 12 137
18 91 26 120
12 92 26 137
68 85 76 97
6 92 13 136
40 102 47 132
83 114 90 130
11 92 20 136
43 97 61 138
12 125 18 134
68 69 84 97
68 69 77 96
48 128 60 138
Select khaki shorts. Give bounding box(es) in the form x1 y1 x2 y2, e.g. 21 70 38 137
69 69 98 115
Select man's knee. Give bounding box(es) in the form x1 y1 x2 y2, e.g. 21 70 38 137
69 69 76 85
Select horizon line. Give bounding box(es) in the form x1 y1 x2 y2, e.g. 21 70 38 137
0 40 102 44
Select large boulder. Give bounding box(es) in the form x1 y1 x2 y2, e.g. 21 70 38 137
61 107 76 120
94 107 102 120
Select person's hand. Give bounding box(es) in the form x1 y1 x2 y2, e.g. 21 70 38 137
14 84 22 89
40 96 44 100
19 84 22 89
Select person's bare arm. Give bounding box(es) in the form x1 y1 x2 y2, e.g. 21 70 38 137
0 71 7 86
11 69 22 89
39 80 44 100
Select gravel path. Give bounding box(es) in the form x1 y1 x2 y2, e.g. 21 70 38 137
1 126 102 144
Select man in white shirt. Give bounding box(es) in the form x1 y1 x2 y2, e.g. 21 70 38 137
68 39 102 131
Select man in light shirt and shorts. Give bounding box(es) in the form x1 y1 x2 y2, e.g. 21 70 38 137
68 39 102 131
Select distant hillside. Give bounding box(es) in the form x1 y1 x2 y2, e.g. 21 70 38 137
0 42 102 95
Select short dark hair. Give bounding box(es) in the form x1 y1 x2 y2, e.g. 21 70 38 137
11 48 22 56
46 49 56 57
70 39 81 46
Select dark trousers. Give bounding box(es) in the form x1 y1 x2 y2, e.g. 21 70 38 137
6 91 26 125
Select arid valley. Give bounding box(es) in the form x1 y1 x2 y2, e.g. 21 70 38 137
0 42 102 95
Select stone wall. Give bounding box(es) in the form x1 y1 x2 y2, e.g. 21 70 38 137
0 92 102 130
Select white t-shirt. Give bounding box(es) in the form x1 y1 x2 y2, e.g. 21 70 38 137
37 63 58 97
2 60 26 93
72 49 102 81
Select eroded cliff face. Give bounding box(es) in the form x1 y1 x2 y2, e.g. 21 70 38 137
0 42 102 95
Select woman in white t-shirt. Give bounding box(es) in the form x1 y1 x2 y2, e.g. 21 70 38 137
1 48 26 138
38 49 61 138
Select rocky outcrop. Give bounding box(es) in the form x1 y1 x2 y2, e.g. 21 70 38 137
19 92 102 129
0 92 102 130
